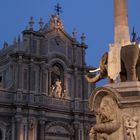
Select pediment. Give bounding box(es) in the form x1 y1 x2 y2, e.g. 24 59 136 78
44 29 73 47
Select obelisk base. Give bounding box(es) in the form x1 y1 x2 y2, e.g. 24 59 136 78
89 81 140 140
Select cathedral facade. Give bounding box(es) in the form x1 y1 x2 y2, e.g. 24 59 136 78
0 14 95 140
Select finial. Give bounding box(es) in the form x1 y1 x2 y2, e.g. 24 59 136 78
39 18 44 30
81 33 86 44
131 27 137 42
55 3 62 16
72 28 77 39
28 16 34 30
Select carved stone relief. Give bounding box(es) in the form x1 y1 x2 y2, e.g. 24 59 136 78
45 121 74 140
123 115 139 140
0 121 10 140
5 127 11 140
92 95 121 140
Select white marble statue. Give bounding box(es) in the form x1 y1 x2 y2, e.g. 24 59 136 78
51 79 62 98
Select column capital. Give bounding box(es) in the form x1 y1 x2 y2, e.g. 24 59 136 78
73 121 80 129
39 119 46 125
15 115 22 123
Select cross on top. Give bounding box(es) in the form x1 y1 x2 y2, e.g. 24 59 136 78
55 3 62 16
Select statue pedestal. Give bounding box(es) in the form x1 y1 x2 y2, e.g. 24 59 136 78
89 81 140 140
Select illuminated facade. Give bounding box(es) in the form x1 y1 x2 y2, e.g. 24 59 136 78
0 14 95 140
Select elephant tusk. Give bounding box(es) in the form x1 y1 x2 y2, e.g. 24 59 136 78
89 68 100 73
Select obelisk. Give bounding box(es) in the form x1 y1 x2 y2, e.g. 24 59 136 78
114 0 130 44
108 0 130 81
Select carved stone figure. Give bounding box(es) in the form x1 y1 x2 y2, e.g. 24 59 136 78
29 118 35 129
92 95 120 140
123 115 139 140
51 79 62 98
86 44 140 83
89 127 97 140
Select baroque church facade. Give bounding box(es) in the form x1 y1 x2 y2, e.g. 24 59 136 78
0 14 95 140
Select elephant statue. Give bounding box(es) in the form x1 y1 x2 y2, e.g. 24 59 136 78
85 52 109 83
86 43 140 83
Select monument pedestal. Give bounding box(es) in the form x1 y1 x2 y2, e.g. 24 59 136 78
89 81 140 140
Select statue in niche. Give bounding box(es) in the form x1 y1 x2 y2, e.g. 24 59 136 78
91 95 120 139
123 115 139 140
50 64 64 98
51 79 62 98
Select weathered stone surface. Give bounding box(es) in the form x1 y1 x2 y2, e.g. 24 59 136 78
89 82 140 140
114 0 130 44
0 14 94 140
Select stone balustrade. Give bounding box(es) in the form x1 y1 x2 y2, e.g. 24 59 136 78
0 90 86 111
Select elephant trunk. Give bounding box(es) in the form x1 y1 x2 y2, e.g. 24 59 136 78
94 120 121 134
85 74 102 83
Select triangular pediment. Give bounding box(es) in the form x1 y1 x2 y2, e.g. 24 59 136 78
42 15 81 47
44 29 74 47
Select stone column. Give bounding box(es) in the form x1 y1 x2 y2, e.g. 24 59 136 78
84 124 90 140
81 47 86 66
114 0 130 44
72 42 77 64
48 70 52 96
46 68 49 96
74 68 78 98
73 121 80 140
17 55 23 90
39 120 45 140
15 115 22 140
28 117 35 140
64 72 68 98
12 117 15 140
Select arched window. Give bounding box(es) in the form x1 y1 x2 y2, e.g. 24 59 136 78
50 64 64 98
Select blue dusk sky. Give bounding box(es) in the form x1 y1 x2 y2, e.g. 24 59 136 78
0 0 140 86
